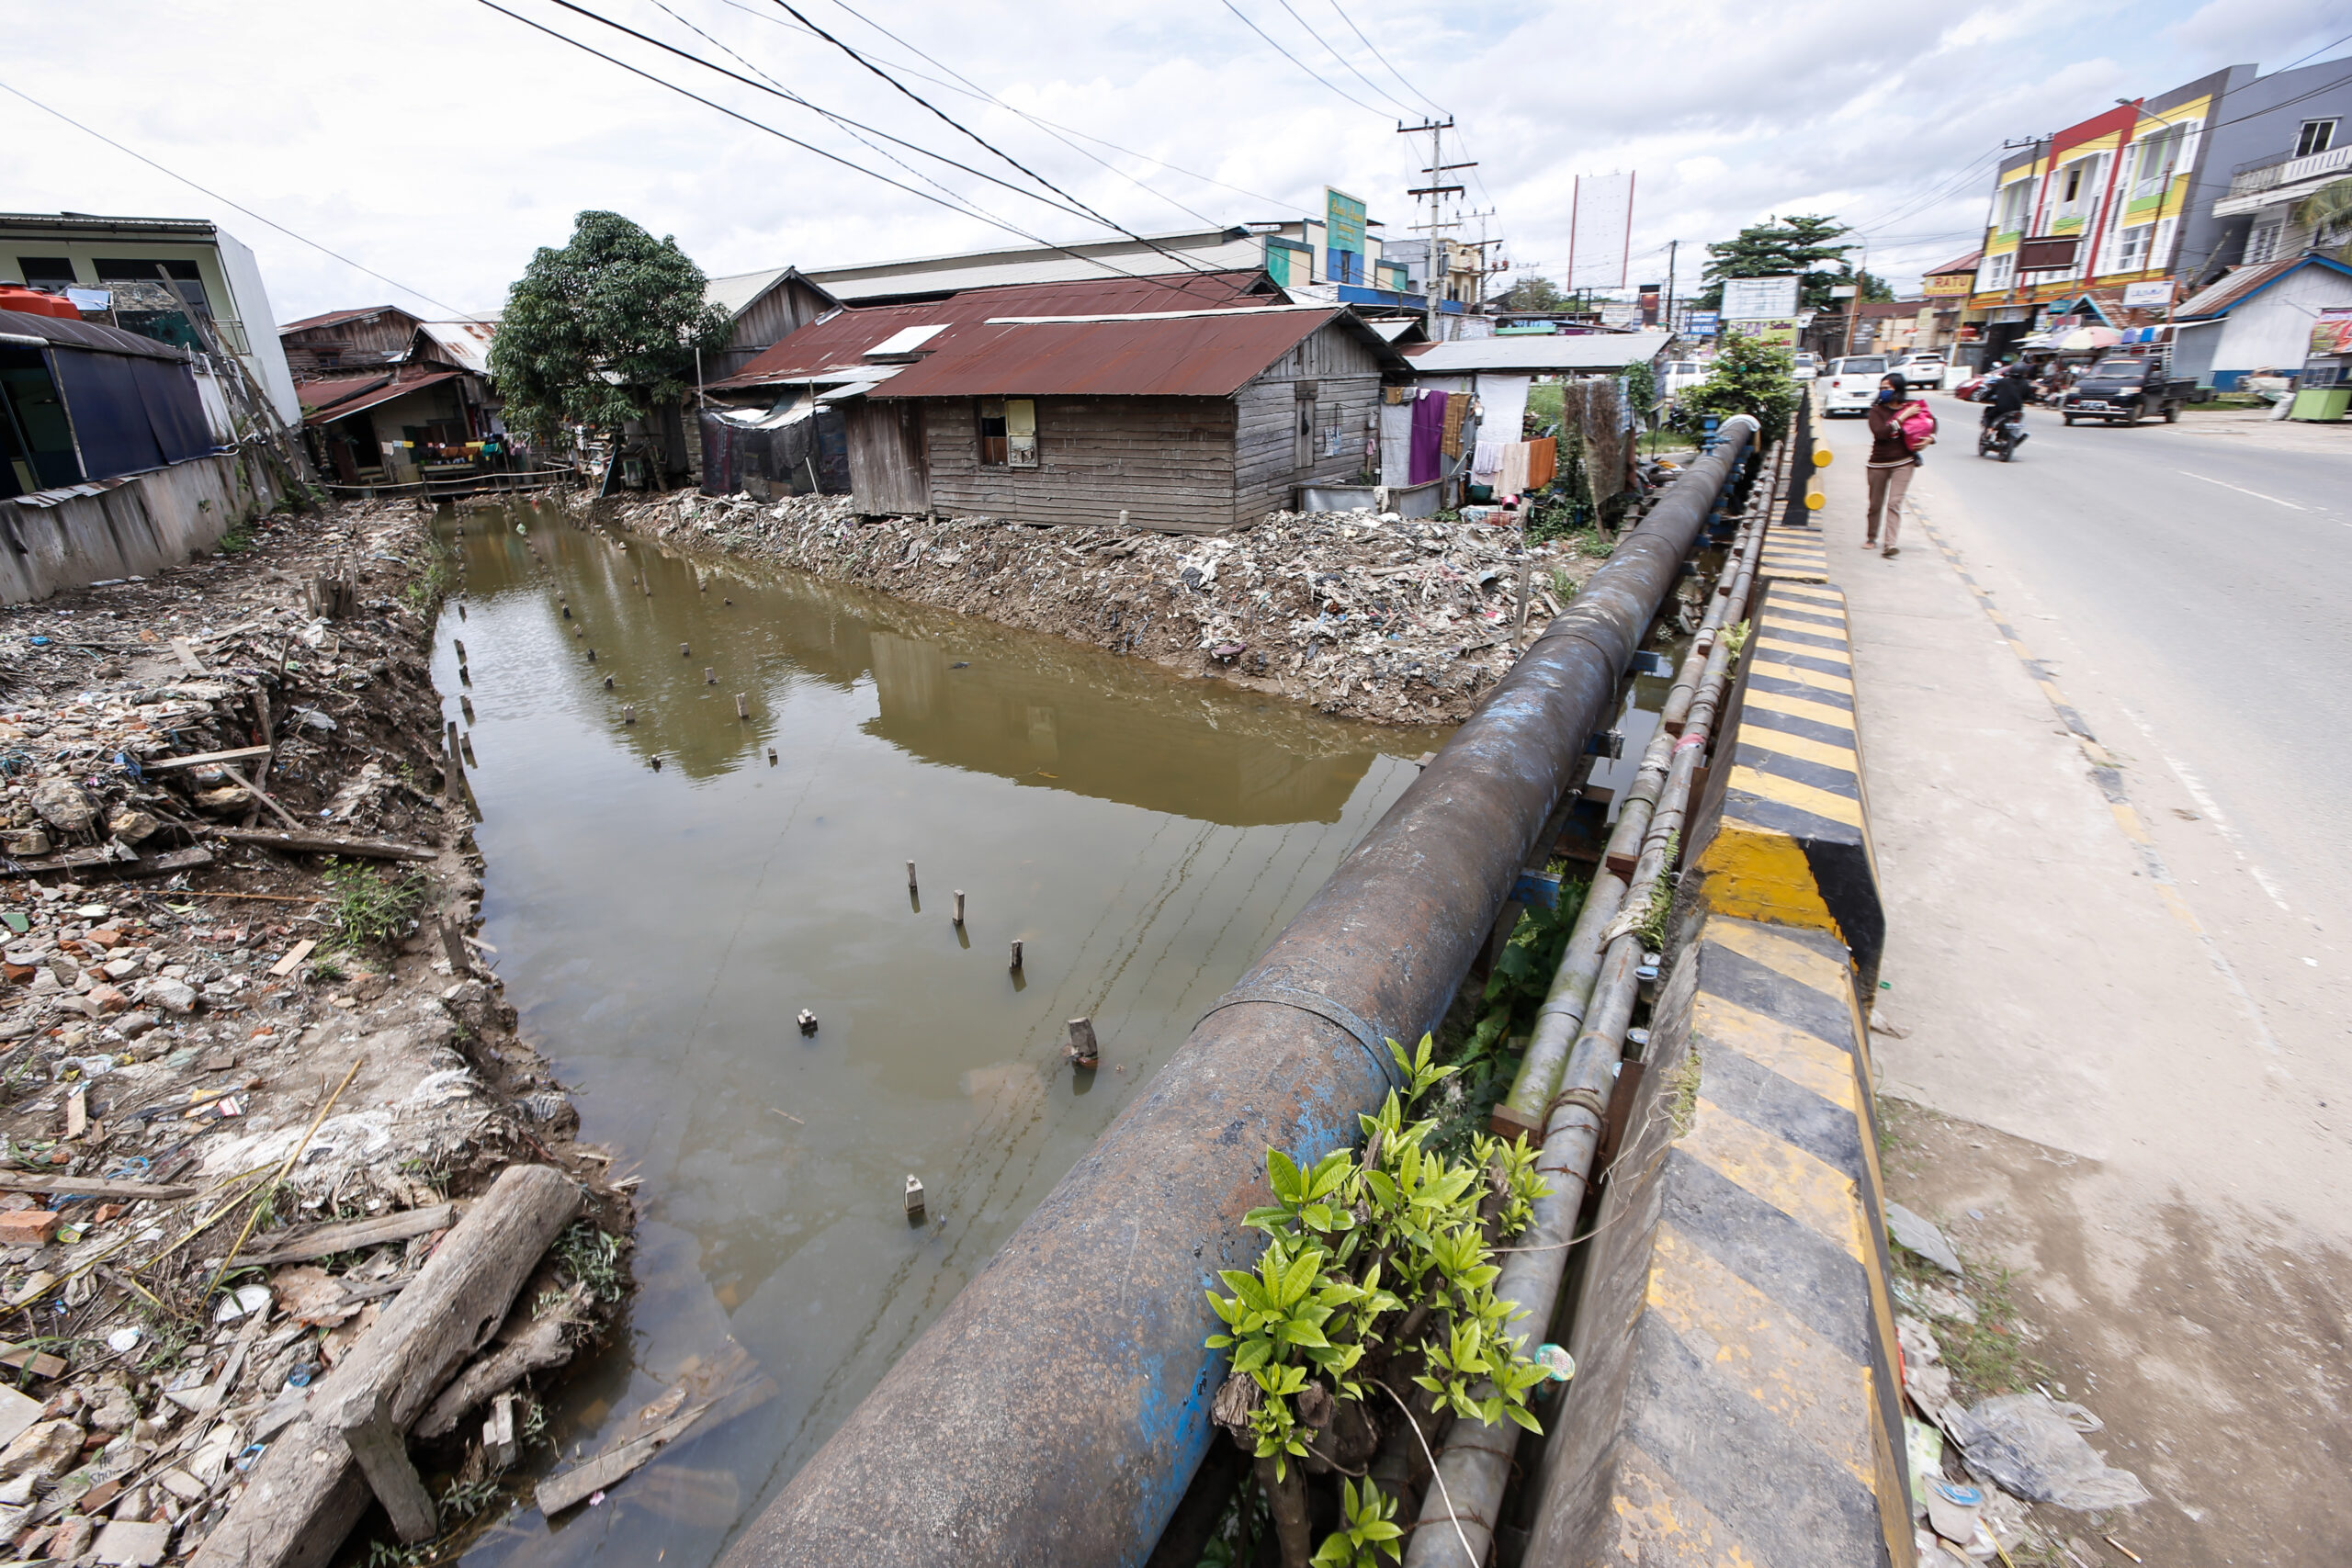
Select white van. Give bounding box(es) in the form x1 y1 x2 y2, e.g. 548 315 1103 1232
1822 355 1892 416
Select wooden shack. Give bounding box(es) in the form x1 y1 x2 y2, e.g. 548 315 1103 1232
708 275 1406 531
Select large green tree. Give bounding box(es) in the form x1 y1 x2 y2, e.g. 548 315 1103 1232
1494 275 1571 312
490 210 729 447
1696 215 1862 310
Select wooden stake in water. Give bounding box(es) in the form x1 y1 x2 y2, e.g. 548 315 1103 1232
680 642 691 658
1066 1018 1100 1069
1009 940 1023 972
445 720 460 760
767 748 777 765
952 891 966 926
704 667 716 684
906 861 917 893
623 705 636 725
459 696 475 725
459 735 477 768
735 693 750 719
452 638 468 661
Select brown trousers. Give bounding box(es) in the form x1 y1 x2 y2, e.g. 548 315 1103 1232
1865 461 1916 547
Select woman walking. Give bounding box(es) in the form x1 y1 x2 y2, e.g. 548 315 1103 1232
1864 373 1935 557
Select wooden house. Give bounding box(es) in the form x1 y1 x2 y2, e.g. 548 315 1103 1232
707 273 1408 530
703 266 842 380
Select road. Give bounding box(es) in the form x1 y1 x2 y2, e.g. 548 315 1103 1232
1814 400 2352 1565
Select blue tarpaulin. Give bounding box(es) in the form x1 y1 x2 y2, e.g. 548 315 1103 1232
46 347 212 481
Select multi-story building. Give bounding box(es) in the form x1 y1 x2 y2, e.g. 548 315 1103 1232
1961 58 2352 367
0 211 300 426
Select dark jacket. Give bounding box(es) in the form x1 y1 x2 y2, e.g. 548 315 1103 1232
1867 401 1921 465
1984 376 2029 417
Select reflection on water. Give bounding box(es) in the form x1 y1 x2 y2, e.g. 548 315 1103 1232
438 509 1447 1567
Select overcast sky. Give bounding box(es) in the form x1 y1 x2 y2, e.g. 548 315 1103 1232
3 0 2344 324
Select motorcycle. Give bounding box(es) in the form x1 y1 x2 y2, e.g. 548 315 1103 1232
1977 414 2025 461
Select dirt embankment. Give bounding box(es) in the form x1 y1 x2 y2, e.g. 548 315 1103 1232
582 491 1617 726
0 504 620 1564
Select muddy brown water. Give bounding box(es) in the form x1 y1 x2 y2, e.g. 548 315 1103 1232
428 507 1447 1565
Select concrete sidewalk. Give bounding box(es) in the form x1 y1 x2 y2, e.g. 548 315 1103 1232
1809 410 2352 1568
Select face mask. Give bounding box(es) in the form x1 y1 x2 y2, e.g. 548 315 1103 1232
1877 389 1898 402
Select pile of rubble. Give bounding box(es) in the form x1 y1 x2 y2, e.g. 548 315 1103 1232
589 491 1620 726
0 506 622 1565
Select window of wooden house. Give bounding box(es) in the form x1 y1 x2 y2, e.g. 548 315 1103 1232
978 397 1037 467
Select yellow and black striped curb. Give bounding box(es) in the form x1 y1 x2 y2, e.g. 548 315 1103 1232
1525 914 1912 1567
1758 521 1830 584
1690 578 1883 990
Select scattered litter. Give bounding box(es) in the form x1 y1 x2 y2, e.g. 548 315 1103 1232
1947 1393 2153 1510
1887 1201 1965 1276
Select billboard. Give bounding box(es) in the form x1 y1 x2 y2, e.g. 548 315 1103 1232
2121 279 2175 309
1721 275 1800 319
1686 310 1720 337
1726 317 1801 347
1568 172 1636 290
1325 187 1368 287
2313 308 2352 355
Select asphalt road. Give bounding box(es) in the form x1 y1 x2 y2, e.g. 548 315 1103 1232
1912 402 2352 919
1817 400 2352 1562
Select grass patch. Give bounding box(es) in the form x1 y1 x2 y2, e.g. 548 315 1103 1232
323 859 425 953
1664 1048 1701 1137
1890 1239 2047 1403
402 547 457 617
555 1221 625 1305
216 518 256 554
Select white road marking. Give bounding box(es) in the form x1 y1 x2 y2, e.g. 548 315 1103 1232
2177 469 2307 511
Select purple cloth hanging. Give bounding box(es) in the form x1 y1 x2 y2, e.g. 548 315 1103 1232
1409 390 1446 485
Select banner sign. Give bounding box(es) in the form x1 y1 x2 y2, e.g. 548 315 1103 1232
1722 276 1800 319
2121 279 2175 309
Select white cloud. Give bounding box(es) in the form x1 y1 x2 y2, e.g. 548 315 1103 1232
0 0 2316 318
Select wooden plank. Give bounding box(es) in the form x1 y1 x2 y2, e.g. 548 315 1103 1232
201 828 435 863
3 845 212 877
268 939 317 977
188 1168 579 1568
0 1173 200 1200
168 637 207 674
0 1343 71 1379
340 1384 436 1543
537 1396 718 1516
141 746 277 773
238 1202 462 1268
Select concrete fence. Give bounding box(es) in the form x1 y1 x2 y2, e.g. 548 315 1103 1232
0 447 288 604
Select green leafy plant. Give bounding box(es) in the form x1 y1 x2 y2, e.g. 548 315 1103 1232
1310 1478 1405 1566
1629 829 1680 951
402 548 457 617
1679 332 1801 446
216 519 256 554
555 1222 624 1303
323 860 425 953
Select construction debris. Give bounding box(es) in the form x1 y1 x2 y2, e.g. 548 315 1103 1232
0 504 628 1565
589 491 1636 725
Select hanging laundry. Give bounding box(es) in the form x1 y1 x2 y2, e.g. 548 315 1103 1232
1440 394 1470 458
1471 440 1507 484
1409 390 1447 486
1526 437 1558 491
1497 443 1532 497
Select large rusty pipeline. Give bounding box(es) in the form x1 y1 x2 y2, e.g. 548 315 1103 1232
719 415 1760 1568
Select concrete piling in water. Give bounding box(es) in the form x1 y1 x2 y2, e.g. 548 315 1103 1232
952 891 966 926
735 693 750 720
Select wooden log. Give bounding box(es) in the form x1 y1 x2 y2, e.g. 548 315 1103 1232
201 828 435 863
0 1173 198 1201
188 1167 579 1568
0 845 210 878
220 765 305 832
139 746 275 773
437 917 470 977
414 1282 583 1438
340 1384 436 1543
484 1395 517 1472
237 1202 463 1269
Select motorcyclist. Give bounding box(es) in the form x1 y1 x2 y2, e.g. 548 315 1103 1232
1981 365 2030 444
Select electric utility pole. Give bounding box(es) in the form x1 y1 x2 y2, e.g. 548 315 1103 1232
1400 118 1469 338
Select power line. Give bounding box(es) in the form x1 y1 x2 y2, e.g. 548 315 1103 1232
762 0 1233 285
715 0 1316 221
475 0 1254 302
0 79 468 317
1322 0 1448 116
1266 0 1415 117
1217 0 1390 117
534 0 1102 226
806 0 1232 231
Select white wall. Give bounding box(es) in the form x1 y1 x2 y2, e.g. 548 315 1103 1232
2208 265 2352 385
212 226 302 426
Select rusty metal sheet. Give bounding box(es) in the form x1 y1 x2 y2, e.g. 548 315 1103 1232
298 369 460 424
709 271 1276 390
869 310 1342 399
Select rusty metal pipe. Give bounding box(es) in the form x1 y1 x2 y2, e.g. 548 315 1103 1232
719 415 1759 1568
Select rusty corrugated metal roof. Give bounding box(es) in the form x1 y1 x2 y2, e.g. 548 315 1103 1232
300 368 460 424
279 305 420 335
710 271 1275 390
870 307 1351 399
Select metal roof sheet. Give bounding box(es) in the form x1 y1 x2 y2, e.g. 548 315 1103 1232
2171 256 2350 321
807 231 1268 302
418 319 495 375
869 308 1391 400
299 368 461 424
1405 332 1672 373
711 272 1276 389
0 308 192 363
1923 250 1984 277
280 305 419 335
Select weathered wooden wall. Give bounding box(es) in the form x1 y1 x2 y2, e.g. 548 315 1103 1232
845 400 932 514
914 395 1240 531
282 312 419 376
713 277 835 380
1233 321 1385 520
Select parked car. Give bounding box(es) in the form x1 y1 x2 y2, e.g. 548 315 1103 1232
1792 352 1820 381
2060 357 2195 425
1662 360 1709 397
1821 355 1892 416
1894 353 1949 389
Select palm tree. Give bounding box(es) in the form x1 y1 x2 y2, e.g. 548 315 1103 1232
2295 178 2352 262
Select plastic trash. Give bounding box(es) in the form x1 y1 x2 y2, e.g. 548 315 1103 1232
1887 1201 1964 1276
106 1327 141 1353
1947 1393 2152 1510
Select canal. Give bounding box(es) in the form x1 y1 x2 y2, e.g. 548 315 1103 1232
431 508 1449 1565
